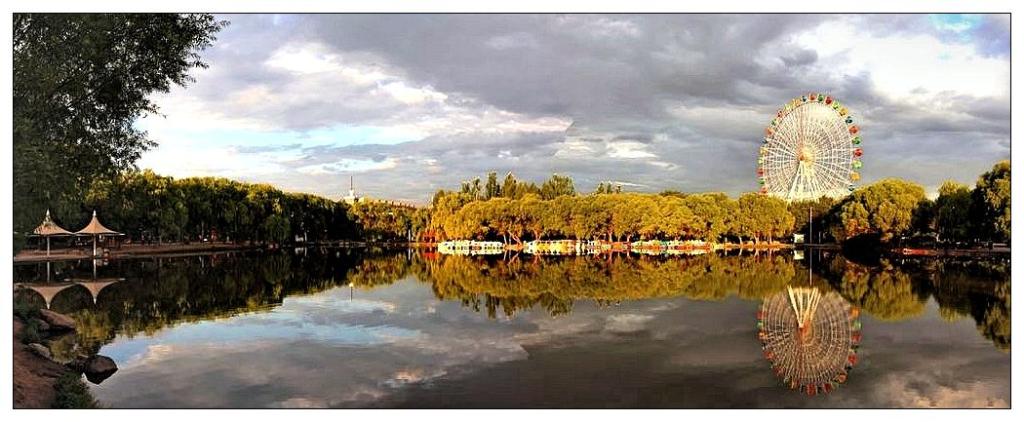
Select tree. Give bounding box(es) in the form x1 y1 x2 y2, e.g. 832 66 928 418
934 181 971 242
971 160 1010 242
735 194 793 244
13 14 227 250
499 172 539 200
594 182 623 194
460 177 483 200
562 196 601 240
830 179 926 243
519 195 550 241
682 193 735 242
787 196 836 242
610 194 648 242
540 174 576 200
484 171 502 199
661 197 696 239
659 190 687 199
262 214 290 246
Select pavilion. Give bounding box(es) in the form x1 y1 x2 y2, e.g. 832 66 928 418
31 210 74 257
76 210 123 257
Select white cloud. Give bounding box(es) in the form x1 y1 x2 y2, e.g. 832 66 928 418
607 141 657 159
377 81 448 105
556 15 642 39
136 138 287 179
792 20 1009 100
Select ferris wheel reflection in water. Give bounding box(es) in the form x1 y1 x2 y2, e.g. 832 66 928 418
757 251 862 396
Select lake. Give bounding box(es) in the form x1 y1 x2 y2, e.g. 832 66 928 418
13 248 1010 408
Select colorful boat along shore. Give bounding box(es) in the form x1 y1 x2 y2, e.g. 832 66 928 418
436 239 726 256
437 240 505 255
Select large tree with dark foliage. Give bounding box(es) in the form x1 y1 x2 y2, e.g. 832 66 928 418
13 14 226 250
971 160 1011 243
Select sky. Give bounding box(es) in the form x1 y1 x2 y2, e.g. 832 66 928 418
135 14 1011 204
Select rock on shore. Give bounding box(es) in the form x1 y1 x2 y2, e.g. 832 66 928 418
82 355 118 384
27 343 52 360
39 309 77 332
13 319 67 408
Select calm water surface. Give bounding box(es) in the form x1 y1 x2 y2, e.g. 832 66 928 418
13 249 1010 408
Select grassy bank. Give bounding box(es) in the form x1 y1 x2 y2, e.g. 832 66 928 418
52 372 99 408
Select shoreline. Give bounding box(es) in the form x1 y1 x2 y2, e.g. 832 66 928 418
13 240 1009 264
14 242 262 263
13 316 101 408
13 319 67 408
13 241 441 263
889 247 1011 257
13 303 113 408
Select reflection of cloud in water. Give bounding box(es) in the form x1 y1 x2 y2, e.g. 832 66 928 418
270 397 327 408
91 273 1009 408
383 368 449 388
604 313 655 333
877 375 1008 408
381 299 1009 408
118 344 175 370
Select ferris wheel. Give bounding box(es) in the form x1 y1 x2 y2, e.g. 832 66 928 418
757 286 862 396
758 93 863 201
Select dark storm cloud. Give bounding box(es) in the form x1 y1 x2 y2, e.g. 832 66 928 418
151 14 1009 201
780 49 819 67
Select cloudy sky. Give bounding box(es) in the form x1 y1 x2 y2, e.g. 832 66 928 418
136 14 1010 203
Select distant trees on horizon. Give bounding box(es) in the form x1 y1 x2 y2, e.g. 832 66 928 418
16 160 1009 256
430 161 1011 247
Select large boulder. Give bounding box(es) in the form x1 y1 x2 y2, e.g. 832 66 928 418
83 355 118 384
39 309 76 332
27 343 52 360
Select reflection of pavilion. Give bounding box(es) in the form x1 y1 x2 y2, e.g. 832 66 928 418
15 278 121 308
757 286 861 396
15 259 122 308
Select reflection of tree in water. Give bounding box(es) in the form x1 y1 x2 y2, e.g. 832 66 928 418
13 251 366 354
758 287 860 396
345 253 416 288
818 253 1010 351
838 267 926 320
925 259 1010 351
417 254 805 318
980 283 1010 351
12 249 1009 355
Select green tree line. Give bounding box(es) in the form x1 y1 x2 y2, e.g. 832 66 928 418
430 161 1010 247
19 169 430 251
80 170 362 244
430 172 794 244
827 160 1010 245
